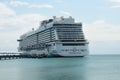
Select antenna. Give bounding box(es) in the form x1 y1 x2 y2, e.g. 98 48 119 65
32 28 34 31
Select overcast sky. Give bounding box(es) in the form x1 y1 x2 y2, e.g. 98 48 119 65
0 0 120 54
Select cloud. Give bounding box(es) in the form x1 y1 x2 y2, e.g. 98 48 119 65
0 2 46 31
0 2 46 52
110 0 120 8
111 5 120 8
84 20 120 40
0 2 16 31
54 0 64 3
29 4 53 8
110 0 120 2
9 0 29 6
9 0 53 8
0 3 15 17
60 11 72 16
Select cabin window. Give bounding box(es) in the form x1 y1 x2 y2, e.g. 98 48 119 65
62 43 85 46
53 43 55 46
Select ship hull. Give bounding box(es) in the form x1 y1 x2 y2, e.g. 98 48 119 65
24 50 88 57
23 44 89 57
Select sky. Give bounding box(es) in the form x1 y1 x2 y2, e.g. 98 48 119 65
0 0 120 54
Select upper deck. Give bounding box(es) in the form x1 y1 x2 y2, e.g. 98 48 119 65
17 16 88 51
19 16 82 39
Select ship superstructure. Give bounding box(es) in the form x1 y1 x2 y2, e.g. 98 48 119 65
17 16 89 57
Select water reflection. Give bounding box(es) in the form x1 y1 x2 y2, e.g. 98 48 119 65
1 56 119 80
17 57 88 80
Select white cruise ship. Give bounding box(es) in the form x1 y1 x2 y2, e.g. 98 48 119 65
17 16 89 57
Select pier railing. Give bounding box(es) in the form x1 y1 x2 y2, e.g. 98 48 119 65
0 52 47 60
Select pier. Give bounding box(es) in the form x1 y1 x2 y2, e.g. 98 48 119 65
0 52 47 60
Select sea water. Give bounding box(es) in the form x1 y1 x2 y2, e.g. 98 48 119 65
0 55 120 80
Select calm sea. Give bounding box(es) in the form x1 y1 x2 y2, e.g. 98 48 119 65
0 55 120 80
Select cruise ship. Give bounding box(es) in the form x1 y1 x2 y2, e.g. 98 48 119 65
17 16 89 57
